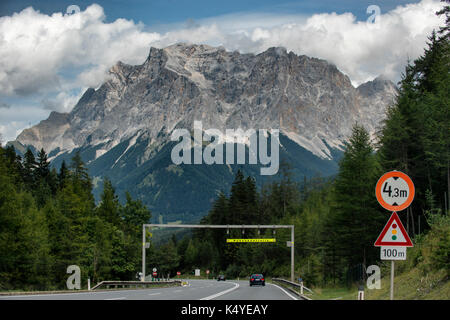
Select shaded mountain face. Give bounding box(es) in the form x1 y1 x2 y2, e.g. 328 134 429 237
11 43 397 222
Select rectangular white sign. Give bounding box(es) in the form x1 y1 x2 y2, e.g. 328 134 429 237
380 246 407 260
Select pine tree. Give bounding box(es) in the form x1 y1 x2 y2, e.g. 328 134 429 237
378 7 450 231
70 151 93 197
3 145 23 186
229 170 245 225
121 191 151 232
328 124 385 277
436 0 449 38
36 148 50 181
58 160 69 189
34 148 52 208
97 177 121 225
0 153 51 290
22 148 37 190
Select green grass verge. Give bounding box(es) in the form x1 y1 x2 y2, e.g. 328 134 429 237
365 267 449 300
308 286 359 300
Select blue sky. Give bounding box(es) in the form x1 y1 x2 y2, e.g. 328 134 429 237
1 0 422 27
0 0 445 142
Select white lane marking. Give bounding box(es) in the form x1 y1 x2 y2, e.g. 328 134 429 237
148 292 161 296
0 291 119 299
200 282 240 300
105 297 126 300
174 290 182 293
268 283 298 300
0 288 171 299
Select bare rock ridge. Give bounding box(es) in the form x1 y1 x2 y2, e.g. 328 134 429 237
16 111 71 152
15 43 397 161
11 43 398 220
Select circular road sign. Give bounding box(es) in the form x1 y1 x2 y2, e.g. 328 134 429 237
376 171 414 212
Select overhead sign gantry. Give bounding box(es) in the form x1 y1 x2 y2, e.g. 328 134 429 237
142 224 295 282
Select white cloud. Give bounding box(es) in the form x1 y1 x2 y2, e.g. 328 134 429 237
41 90 85 113
0 0 446 141
0 105 51 142
153 0 444 85
0 4 160 96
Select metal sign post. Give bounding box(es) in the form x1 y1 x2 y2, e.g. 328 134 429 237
390 260 395 300
142 224 146 282
375 171 415 300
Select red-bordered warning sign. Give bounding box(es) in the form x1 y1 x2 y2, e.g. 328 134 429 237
376 171 415 212
374 212 413 247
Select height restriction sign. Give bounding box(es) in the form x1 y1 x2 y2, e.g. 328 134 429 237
376 171 414 212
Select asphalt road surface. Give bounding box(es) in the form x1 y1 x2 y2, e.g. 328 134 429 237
0 280 298 300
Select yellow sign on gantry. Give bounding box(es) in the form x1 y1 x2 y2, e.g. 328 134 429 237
226 238 276 243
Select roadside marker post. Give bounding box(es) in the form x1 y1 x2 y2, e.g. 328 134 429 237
375 171 414 300
358 285 364 300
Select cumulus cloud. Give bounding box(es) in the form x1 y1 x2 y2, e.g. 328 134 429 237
0 105 51 142
0 0 445 99
40 90 85 113
153 0 445 85
0 4 160 96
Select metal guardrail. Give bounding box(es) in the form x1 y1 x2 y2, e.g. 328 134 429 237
272 278 313 300
91 280 181 291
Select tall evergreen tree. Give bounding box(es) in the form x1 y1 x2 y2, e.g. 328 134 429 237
327 124 385 278
70 151 92 196
97 177 121 225
121 191 152 231
58 160 69 189
35 148 50 181
378 6 450 232
22 148 37 190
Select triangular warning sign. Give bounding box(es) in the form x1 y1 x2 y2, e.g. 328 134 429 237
374 212 413 247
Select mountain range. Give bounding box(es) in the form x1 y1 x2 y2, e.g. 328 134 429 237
9 43 397 223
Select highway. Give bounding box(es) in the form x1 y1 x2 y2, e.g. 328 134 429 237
0 279 298 300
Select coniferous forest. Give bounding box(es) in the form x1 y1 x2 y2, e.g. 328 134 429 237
0 2 448 291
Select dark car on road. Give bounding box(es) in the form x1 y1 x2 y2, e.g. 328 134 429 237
249 274 265 286
217 275 226 281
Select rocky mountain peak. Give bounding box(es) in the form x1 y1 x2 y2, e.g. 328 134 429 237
357 75 398 97
9 43 399 219
13 43 397 161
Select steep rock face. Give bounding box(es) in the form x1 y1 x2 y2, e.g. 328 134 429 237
17 43 397 160
16 111 71 152
12 43 398 221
